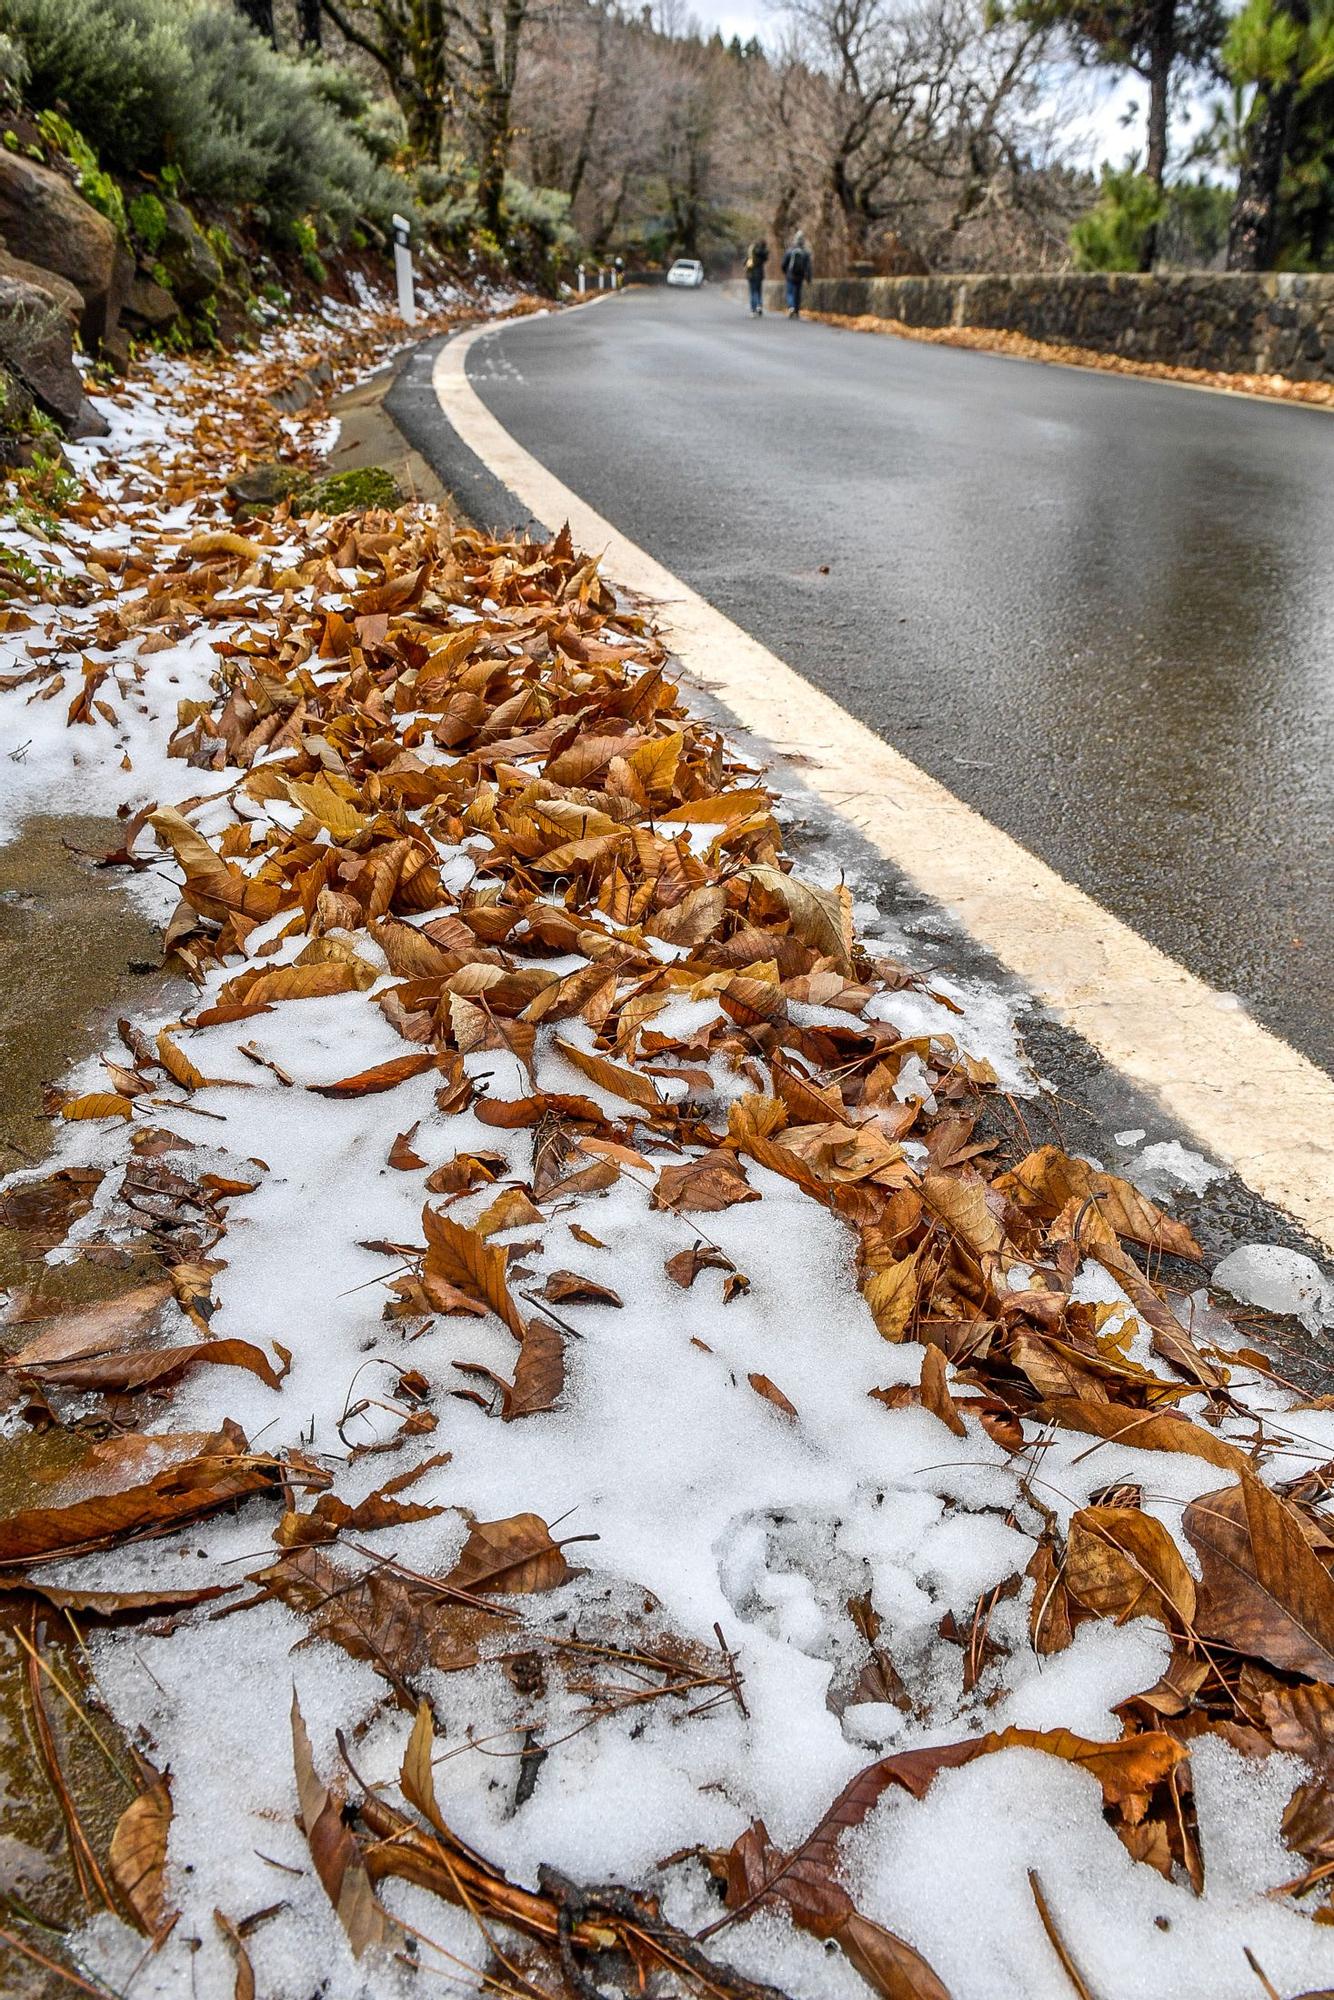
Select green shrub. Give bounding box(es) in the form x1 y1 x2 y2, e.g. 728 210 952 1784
128 189 167 253
1155 179 1234 267
415 151 481 246
355 97 408 166
501 174 576 280
0 542 48 596
0 31 27 106
303 57 369 123
79 163 126 230
6 0 402 234
1071 166 1165 270
35 106 127 231
5 450 81 538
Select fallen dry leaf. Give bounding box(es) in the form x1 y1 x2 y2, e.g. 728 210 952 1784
0 1423 305 1566
652 1151 760 1214
995 1146 1201 1259
748 1372 798 1420
254 1546 488 1687
8 1335 283 1396
1065 1505 1197 1630
309 1052 439 1098
540 1269 623 1307
919 1344 967 1436
423 1204 526 1339
1185 1475 1334 1680
387 1123 427 1170
553 1036 664 1113
443 1512 572 1594
292 1689 395 1957
109 1772 174 1941
455 1316 566 1420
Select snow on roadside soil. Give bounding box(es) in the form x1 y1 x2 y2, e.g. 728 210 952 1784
2 299 1334 2000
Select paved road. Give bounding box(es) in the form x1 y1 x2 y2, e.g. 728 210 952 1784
463 287 1334 1073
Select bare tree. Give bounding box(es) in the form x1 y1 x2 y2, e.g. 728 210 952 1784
235 0 278 44
446 0 533 231
772 0 1060 270
317 0 453 155
742 34 832 249
316 0 1086 272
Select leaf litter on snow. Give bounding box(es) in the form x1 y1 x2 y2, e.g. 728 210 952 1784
1 302 1334 2000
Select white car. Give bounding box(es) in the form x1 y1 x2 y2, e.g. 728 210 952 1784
666 258 705 288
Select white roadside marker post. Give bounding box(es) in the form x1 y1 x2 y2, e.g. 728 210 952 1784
577 263 586 295
392 213 417 325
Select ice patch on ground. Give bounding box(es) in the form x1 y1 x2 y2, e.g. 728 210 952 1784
1127 1139 1226 1199
864 973 1032 1095
1213 1243 1334 1334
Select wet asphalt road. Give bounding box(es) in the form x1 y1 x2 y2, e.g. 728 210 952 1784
464 287 1334 1075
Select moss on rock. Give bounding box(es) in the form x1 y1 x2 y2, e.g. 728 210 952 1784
300 465 402 514
227 460 403 519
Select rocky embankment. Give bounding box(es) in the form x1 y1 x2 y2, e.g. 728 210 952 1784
0 146 225 449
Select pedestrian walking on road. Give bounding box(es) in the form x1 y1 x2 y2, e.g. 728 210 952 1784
744 238 769 316
781 231 812 317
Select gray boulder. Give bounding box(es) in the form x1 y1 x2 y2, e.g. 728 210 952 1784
0 360 34 453
0 247 83 325
159 202 222 308
0 154 118 355
226 462 303 507
0 272 108 437
98 244 136 373
124 271 179 330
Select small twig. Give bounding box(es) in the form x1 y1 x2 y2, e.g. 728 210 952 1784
0 1924 121 1998
11 1624 135 1789
1027 1869 1095 2000
22 1624 115 1914
1243 1947 1282 2000
254 1850 303 1876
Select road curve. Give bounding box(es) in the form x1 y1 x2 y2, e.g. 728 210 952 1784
462 287 1334 1076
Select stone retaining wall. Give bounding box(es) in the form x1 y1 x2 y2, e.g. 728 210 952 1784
763 271 1334 383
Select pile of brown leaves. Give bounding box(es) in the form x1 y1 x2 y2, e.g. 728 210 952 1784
805 309 1334 410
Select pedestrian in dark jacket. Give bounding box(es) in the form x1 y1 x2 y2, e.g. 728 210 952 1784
781 231 812 317
744 238 769 316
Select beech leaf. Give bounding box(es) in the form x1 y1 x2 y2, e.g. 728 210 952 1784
291 1689 395 1957
1065 1505 1197 1630
423 1204 526 1339
1185 1475 1334 1680
442 1512 572 1594
109 1774 173 1940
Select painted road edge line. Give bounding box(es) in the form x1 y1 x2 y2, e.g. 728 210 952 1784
433 321 1334 1254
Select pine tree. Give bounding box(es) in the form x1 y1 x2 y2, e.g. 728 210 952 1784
1018 0 1224 264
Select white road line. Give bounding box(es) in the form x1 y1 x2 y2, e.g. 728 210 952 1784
433 321 1334 1253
